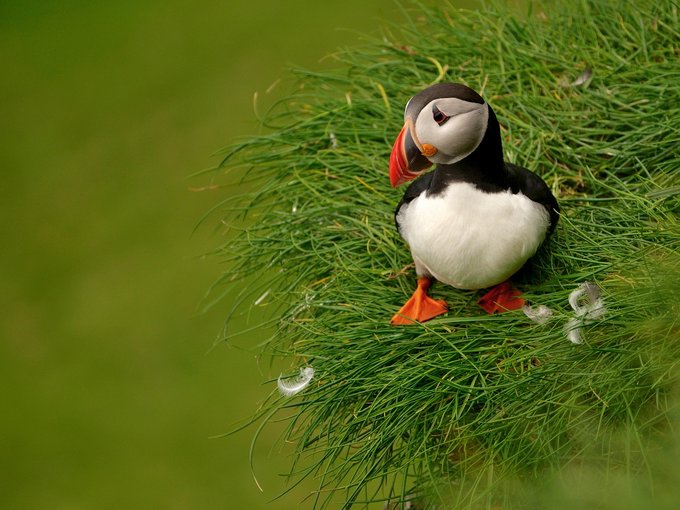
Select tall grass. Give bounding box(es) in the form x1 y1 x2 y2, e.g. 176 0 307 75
207 0 679 507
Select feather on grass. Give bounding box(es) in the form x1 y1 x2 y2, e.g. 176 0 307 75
278 366 315 397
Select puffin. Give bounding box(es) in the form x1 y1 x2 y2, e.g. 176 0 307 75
389 83 559 325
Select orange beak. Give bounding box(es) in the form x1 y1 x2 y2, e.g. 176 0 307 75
388 121 432 187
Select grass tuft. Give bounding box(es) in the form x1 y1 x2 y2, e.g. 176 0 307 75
207 1 680 507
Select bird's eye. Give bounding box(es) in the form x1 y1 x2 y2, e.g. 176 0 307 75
432 105 449 125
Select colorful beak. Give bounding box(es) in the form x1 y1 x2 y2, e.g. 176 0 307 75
389 122 432 187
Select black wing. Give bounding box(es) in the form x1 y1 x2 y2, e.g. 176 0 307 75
393 172 434 236
505 162 560 234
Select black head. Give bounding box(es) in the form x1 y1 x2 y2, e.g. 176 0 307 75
390 83 501 186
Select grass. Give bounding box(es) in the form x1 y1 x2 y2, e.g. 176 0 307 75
208 0 680 508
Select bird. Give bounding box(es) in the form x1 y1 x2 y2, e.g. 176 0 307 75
389 83 559 325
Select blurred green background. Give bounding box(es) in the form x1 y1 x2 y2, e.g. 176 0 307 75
0 1 414 508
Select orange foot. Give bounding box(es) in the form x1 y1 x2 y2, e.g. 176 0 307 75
391 277 448 325
477 280 525 314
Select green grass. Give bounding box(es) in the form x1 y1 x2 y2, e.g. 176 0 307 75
208 0 680 508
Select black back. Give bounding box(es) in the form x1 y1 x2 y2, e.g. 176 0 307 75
505 162 560 234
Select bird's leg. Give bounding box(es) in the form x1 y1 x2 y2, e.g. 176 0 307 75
391 277 448 325
477 280 525 314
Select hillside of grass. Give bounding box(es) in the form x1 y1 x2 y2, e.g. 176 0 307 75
210 0 680 508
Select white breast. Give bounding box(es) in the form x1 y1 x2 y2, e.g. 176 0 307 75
396 182 550 289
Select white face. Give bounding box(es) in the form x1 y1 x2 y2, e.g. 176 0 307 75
412 97 489 165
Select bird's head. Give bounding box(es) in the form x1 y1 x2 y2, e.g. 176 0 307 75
389 83 490 187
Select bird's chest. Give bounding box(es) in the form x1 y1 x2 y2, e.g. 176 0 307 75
396 182 549 289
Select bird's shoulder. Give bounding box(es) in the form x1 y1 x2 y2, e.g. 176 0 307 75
394 172 433 232
505 162 560 232
396 172 433 210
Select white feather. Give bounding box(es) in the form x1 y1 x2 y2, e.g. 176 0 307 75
564 317 583 344
397 182 550 289
523 304 553 324
569 282 606 319
277 367 315 397
564 282 606 345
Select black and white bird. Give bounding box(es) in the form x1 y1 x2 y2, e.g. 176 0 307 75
389 83 559 325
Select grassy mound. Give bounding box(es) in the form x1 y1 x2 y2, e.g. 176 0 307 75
207 1 679 507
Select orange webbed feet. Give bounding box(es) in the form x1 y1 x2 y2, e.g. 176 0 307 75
477 280 525 314
391 277 448 325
